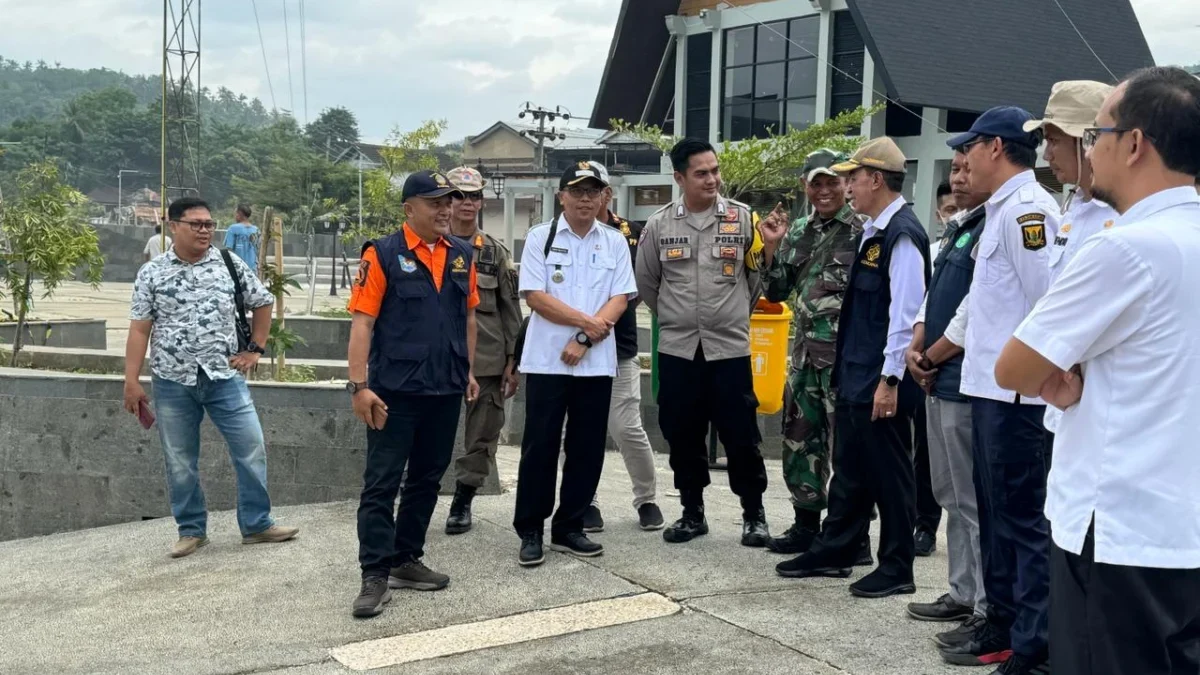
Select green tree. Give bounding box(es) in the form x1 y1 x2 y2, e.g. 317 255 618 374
343 119 448 242
611 104 883 202
0 161 103 365
306 107 361 158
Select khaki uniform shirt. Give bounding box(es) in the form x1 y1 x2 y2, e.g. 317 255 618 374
636 197 762 361
462 230 522 377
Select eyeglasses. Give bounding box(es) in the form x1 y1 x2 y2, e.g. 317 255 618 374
1082 126 1131 150
174 219 217 232
565 186 603 199
455 192 484 202
957 138 991 154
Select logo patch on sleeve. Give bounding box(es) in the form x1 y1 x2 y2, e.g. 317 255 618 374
354 260 371 286
1022 223 1047 251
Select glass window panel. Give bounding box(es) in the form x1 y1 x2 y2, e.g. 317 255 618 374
687 33 713 68
787 58 818 99
724 65 753 105
754 100 784 138
725 27 755 67
754 62 786 101
756 22 788 63
790 16 820 58
687 70 711 107
686 109 710 141
786 98 817 131
724 103 753 142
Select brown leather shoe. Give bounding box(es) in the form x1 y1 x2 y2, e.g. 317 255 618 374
242 525 300 545
169 536 209 558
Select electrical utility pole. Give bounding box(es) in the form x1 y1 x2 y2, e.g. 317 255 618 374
161 0 202 217
517 103 570 171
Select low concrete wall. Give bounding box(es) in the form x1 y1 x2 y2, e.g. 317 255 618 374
3 346 347 381
286 317 351 360
0 319 107 350
0 368 499 542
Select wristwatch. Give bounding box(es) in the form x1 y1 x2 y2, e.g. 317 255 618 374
346 381 369 395
882 375 900 388
575 332 593 348
246 341 266 355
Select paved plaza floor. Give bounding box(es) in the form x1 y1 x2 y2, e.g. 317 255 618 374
0 445 968 675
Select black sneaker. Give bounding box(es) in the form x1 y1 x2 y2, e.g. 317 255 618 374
854 537 874 566
849 568 916 598
637 503 665 531
444 482 476 535
775 552 852 579
939 618 1013 667
388 558 450 591
740 508 770 548
993 653 1050 675
518 532 545 567
663 508 709 543
915 527 937 557
907 593 974 622
934 614 986 649
549 531 604 558
766 523 818 554
351 576 392 619
582 505 604 533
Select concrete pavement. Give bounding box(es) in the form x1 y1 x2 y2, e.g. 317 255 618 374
0 446 966 675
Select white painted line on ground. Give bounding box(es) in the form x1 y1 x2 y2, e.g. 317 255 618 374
330 592 681 671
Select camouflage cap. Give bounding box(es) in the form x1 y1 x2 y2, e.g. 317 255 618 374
446 166 487 193
802 149 848 182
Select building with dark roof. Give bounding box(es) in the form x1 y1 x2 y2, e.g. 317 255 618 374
591 0 1154 224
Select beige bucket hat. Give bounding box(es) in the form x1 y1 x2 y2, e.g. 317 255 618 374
1023 80 1114 139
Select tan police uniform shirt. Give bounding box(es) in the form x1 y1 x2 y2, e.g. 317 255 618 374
463 230 522 377
636 197 761 361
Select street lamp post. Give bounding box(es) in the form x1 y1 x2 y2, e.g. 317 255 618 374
117 169 141 226
475 161 487 229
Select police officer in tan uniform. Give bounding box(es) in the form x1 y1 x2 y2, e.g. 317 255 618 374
636 137 770 547
443 166 523 535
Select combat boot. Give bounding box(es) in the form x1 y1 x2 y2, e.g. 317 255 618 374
740 498 770 547
663 490 708 543
767 507 821 554
445 482 477 535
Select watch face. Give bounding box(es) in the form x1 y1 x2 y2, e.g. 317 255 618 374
346 382 359 394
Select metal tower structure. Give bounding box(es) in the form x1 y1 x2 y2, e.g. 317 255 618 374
160 0 202 209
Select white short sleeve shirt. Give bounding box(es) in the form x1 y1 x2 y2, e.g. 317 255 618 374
1013 186 1200 568
960 171 1060 403
518 217 638 377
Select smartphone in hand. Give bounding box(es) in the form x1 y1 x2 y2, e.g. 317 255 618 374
137 399 156 430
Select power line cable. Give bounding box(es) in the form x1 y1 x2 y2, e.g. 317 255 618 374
250 0 278 112
1049 0 1118 81
299 0 309 125
282 0 296 114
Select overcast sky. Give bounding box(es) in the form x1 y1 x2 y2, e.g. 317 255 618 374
0 0 1195 144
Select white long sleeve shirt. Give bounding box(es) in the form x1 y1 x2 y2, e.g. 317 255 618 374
860 196 926 379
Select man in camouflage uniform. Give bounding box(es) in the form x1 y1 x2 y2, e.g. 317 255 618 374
442 167 523 535
761 149 865 555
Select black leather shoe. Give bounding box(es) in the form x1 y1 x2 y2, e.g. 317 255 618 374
849 568 916 598
582 505 605 533
549 531 604 557
740 508 770 547
766 523 819 554
854 537 874 566
914 527 937 557
934 615 986 648
518 532 544 567
907 593 974 622
775 552 852 579
351 575 392 618
444 482 476 535
663 507 708 543
939 619 1012 667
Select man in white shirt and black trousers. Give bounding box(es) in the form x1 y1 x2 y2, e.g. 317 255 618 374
766 137 930 599
997 66 1200 675
512 162 637 567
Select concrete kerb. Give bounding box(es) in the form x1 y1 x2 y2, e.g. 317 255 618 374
0 318 107 350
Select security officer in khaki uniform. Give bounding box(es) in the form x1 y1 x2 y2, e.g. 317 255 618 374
443 166 523 535
636 137 770 547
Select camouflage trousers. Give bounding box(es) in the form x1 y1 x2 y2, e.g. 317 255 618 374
780 361 836 512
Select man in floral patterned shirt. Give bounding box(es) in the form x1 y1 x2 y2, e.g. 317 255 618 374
123 196 299 559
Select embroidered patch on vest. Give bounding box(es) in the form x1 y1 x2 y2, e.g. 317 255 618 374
861 242 882 268
400 258 418 274
451 255 468 273
954 232 971 249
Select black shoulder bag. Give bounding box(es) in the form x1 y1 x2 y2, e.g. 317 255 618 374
219 249 252 352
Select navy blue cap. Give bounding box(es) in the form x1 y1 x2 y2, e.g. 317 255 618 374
946 106 1041 150
401 170 464 203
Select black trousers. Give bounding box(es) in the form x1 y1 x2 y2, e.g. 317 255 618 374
1051 529 1200 675
513 374 613 537
809 402 916 579
972 398 1050 659
357 393 460 577
657 348 768 504
913 398 943 534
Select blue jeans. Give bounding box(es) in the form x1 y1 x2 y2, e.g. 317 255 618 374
152 370 274 538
